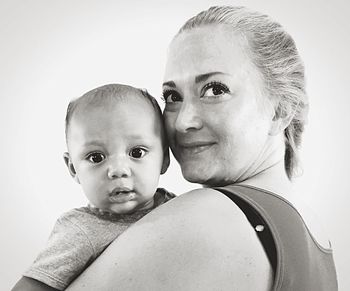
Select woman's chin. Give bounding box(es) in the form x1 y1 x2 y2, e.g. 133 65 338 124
180 164 237 187
181 166 212 185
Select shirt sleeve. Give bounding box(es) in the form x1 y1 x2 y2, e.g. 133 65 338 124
153 188 176 207
24 213 95 290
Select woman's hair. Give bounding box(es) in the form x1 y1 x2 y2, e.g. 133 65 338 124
178 6 309 179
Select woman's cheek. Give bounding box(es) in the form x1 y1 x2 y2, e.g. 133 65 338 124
164 115 176 137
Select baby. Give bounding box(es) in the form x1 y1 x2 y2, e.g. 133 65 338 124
13 84 175 291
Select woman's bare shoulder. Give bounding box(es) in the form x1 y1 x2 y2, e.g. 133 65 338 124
68 188 273 291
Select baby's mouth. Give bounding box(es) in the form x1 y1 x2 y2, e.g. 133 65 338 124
109 188 135 203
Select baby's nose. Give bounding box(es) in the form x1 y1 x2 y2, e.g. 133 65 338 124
107 159 131 179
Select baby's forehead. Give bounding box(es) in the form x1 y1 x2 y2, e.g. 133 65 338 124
65 84 164 144
71 93 159 128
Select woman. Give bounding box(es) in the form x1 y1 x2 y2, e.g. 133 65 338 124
67 6 337 290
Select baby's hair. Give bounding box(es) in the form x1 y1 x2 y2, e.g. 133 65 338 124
65 84 167 148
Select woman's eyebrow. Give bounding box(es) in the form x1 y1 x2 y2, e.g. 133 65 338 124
195 71 226 83
163 72 227 88
162 80 176 88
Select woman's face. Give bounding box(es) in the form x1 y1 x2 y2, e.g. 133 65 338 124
163 25 276 186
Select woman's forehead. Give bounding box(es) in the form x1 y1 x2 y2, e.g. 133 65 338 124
164 26 254 83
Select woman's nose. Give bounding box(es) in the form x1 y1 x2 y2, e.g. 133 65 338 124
107 158 131 179
175 101 203 133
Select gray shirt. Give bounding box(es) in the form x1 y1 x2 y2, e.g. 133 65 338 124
24 188 175 290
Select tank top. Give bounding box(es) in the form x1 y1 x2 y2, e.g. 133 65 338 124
215 184 338 291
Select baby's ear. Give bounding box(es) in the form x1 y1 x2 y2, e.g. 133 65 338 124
160 148 170 175
63 152 80 184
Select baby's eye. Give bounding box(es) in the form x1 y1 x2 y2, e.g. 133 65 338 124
129 147 147 159
201 82 230 97
162 89 182 103
87 152 105 164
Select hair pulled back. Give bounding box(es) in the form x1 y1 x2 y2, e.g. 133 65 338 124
178 6 308 179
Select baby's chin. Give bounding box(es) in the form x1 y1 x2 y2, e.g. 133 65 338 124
108 203 141 215
108 200 154 215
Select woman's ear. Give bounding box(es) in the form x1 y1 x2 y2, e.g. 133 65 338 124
161 148 170 175
63 152 80 184
269 108 294 136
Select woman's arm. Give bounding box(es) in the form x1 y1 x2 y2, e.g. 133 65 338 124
67 189 273 291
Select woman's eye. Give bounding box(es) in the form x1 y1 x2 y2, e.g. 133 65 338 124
87 153 105 164
162 90 182 103
201 82 230 97
129 147 147 159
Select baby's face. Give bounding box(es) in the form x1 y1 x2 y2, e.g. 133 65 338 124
67 96 166 214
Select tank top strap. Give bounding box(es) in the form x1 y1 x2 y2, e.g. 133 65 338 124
214 185 277 274
214 184 338 291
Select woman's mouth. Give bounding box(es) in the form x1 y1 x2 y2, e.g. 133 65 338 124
177 141 216 156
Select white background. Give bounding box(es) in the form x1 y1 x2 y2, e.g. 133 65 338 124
1 0 349 289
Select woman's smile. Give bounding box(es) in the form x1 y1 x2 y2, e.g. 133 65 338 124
175 140 217 156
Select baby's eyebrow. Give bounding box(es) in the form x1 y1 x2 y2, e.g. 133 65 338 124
83 141 104 147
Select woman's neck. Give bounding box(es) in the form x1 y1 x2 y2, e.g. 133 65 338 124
237 159 293 199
